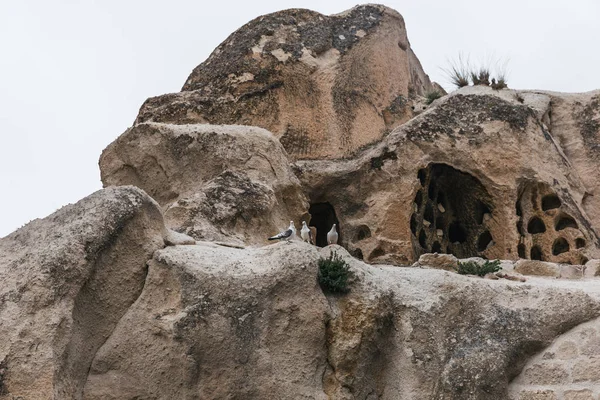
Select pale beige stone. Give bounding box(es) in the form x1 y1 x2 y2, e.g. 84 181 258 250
584 259 600 278
416 252 458 271
515 260 560 277
556 341 579 359
521 363 569 385
564 389 594 400
518 390 557 400
572 358 600 382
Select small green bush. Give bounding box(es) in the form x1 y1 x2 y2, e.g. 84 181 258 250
425 90 443 105
457 259 501 276
318 251 353 293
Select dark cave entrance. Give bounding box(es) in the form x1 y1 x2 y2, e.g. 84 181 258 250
309 202 340 247
410 164 494 259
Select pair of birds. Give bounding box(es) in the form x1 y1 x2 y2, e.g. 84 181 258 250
268 221 339 245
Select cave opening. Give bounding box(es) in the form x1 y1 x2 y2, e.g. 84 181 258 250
527 217 546 234
517 243 526 259
555 213 578 231
309 202 340 247
575 238 586 249
410 163 494 259
541 194 561 211
530 245 544 261
552 237 570 256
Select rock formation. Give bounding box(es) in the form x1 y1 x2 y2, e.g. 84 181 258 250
2 4 600 400
100 123 308 245
134 5 437 160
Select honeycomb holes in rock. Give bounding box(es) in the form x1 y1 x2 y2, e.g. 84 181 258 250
309 202 340 247
410 164 494 259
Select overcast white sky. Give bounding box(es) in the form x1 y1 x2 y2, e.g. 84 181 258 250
1 1 599 237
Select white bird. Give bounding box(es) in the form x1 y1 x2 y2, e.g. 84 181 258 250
327 224 338 245
268 221 296 242
300 221 313 244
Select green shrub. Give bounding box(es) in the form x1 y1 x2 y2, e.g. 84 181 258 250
318 251 353 293
425 90 443 105
457 259 501 276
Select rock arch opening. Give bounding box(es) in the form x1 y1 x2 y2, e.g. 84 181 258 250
530 245 544 261
527 217 546 234
552 237 570 256
309 202 340 247
555 213 578 231
410 164 494 258
541 194 561 211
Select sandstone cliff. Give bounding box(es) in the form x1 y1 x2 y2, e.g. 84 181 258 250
2 4 600 400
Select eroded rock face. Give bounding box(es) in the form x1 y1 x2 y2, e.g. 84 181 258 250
100 122 309 245
134 5 437 160
296 87 600 264
0 186 166 399
41 242 600 400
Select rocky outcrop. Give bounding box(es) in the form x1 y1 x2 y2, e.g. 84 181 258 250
7 239 593 400
295 86 600 264
0 186 166 399
100 122 308 245
134 5 437 160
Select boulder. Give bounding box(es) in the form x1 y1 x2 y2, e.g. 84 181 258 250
415 252 458 271
134 5 438 160
515 260 561 277
0 186 166 399
63 242 600 399
100 122 309 245
583 259 600 278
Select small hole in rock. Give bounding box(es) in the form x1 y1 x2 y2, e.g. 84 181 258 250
448 221 467 243
516 220 524 235
552 237 570 255
580 256 589 265
435 216 445 230
575 238 586 249
418 169 427 186
424 203 434 223
432 242 442 253
516 201 522 217
541 194 561 211
410 214 418 235
527 216 546 234
437 191 447 208
530 245 544 261
517 243 526 259
357 225 371 241
555 214 578 231
419 230 427 248
415 190 423 207
428 181 436 200
352 248 364 260
477 231 493 252
370 246 385 259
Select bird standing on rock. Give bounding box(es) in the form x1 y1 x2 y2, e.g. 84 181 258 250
268 221 296 243
327 224 338 245
300 221 313 244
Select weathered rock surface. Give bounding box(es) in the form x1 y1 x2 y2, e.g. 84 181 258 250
295 86 600 264
134 5 437 160
0 186 166 399
100 122 309 245
15 241 596 400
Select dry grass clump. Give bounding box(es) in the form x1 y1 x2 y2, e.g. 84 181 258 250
444 54 509 90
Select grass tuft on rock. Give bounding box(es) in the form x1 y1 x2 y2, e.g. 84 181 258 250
457 259 501 276
318 251 353 293
425 90 443 105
